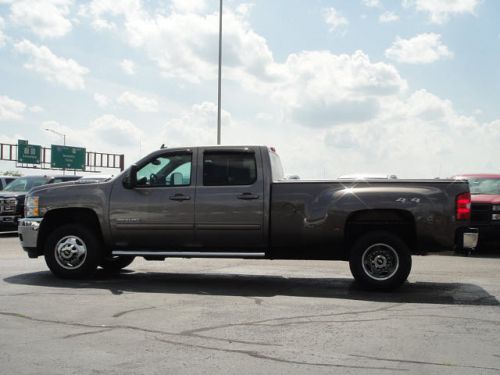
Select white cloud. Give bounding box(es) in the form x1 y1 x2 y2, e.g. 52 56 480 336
29 105 43 113
403 0 480 24
161 102 232 147
171 0 207 14
324 7 349 33
82 2 406 128
93 93 109 108
362 0 382 8
275 50 407 127
379 11 399 23
120 59 136 75
117 91 159 112
81 1 280 83
385 33 453 64
87 115 143 147
14 39 89 90
0 96 27 121
0 16 6 47
9 0 73 38
318 89 497 178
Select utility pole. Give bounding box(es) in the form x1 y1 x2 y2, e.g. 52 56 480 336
217 0 223 145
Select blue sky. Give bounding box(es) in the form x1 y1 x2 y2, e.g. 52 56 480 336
0 0 499 178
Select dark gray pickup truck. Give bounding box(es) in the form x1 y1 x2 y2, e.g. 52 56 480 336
19 146 478 290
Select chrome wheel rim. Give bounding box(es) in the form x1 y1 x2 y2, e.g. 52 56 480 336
55 235 87 270
361 243 399 281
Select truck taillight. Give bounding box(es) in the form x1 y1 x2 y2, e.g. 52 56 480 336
456 192 471 220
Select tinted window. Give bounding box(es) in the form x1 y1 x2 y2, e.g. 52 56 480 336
203 152 257 186
136 153 192 187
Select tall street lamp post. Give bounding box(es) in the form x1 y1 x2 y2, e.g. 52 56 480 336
44 128 66 146
217 0 223 145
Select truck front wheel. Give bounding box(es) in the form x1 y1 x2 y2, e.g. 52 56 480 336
44 224 102 279
349 231 412 291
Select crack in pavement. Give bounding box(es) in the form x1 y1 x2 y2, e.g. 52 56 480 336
113 306 155 318
154 337 406 371
0 311 276 347
182 302 404 335
260 317 390 327
63 328 114 339
350 354 500 372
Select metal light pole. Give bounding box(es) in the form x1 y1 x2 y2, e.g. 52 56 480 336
217 0 223 145
44 128 66 146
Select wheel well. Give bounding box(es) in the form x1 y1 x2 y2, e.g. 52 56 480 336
37 208 103 255
345 209 417 254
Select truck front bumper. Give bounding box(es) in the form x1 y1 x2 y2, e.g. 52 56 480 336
18 218 43 257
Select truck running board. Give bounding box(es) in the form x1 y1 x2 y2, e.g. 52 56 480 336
112 251 266 259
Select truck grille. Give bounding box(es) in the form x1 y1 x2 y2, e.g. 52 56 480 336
0 198 17 214
471 203 491 224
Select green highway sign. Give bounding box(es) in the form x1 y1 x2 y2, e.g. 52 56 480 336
51 145 86 170
17 139 41 164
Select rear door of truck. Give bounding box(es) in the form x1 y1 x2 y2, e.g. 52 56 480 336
194 147 266 250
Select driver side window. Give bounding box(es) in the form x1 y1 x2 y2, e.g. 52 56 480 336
136 153 192 187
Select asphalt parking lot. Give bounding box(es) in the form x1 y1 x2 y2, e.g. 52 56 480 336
0 234 499 374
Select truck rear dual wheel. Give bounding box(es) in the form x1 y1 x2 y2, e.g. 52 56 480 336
349 231 412 291
44 224 102 279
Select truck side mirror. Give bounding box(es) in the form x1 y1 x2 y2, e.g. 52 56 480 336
122 164 138 189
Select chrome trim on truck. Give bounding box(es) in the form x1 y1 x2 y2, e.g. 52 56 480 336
18 218 43 249
112 251 266 258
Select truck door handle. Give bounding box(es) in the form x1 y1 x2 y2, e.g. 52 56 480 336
169 194 191 201
237 192 259 200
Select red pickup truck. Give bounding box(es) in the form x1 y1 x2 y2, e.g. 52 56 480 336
454 174 500 250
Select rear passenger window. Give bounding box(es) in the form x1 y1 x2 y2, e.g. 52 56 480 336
203 152 257 186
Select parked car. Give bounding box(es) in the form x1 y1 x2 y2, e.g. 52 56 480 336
18 146 477 290
0 175 81 230
0 176 18 191
453 174 500 249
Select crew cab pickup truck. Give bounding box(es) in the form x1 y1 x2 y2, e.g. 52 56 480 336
0 175 81 230
18 146 478 290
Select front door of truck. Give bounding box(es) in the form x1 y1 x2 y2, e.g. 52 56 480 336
194 148 265 250
109 149 196 250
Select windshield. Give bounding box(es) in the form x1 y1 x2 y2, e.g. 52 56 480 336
3 177 49 192
468 178 500 195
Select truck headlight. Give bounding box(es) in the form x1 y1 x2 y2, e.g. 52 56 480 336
492 205 500 212
25 195 40 218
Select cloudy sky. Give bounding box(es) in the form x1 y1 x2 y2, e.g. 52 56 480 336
0 0 499 178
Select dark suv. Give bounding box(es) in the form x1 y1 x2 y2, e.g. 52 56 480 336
0 175 81 230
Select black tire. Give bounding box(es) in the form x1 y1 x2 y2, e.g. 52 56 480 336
349 231 412 291
100 256 135 272
44 224 102 279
